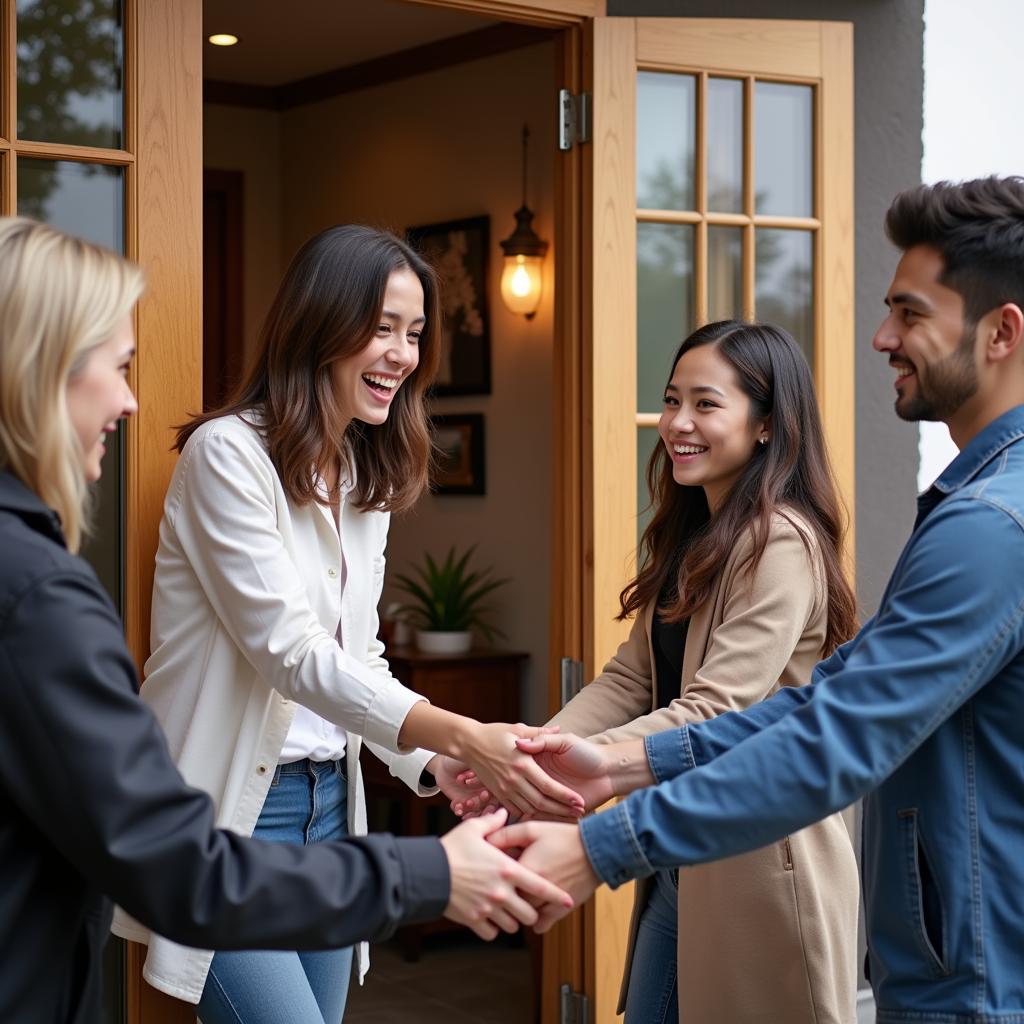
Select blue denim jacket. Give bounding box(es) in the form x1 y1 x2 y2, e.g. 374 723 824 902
580 404 1024 1023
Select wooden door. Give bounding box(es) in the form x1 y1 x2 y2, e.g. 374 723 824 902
1 0 201 1021
571 16 855 1022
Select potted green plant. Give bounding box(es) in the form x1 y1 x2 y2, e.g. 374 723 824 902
393 545 509 654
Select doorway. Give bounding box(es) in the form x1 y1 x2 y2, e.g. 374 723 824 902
201 1 563 1019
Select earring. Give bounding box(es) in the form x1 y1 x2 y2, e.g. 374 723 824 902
759 437 768 446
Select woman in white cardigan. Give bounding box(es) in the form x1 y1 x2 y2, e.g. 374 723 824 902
113 226 582 1023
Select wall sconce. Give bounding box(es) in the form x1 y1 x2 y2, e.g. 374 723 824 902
500 125 548 319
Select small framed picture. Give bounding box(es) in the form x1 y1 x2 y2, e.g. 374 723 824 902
431 413 485 495
407 215 490 396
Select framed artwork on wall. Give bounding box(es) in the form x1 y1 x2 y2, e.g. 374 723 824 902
431 413 485 495
407 215 491 396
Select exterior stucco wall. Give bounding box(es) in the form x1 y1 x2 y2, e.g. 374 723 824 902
610 0 925 616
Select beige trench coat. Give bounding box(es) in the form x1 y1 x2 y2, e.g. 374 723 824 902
549 512 859 1024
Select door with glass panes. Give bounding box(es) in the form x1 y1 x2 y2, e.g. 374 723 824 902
567 17 855 1024
1 1 201 1021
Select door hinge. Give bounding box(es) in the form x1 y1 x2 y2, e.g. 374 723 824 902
558 89 591 151
560 657 585 708
560 983 590 1024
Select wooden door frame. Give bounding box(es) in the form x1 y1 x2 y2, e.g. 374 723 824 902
125 0 203 1019
127 2 590 1022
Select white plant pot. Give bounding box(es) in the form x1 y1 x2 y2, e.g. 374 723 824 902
414 629 473 654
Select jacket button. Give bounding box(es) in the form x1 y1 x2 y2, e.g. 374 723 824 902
327 567 338 578
257 763 268 775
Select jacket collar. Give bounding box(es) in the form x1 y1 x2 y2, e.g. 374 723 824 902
916 403 1024 523
932 404 1024 494
0 470 67 546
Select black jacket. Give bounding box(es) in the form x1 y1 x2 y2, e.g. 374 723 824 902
0 472 449 1023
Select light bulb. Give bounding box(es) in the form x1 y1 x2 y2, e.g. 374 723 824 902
500 254 543 318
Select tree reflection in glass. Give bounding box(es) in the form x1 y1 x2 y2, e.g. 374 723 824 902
16 0 124 211
637 222 694 411
637 72 695 211
755 229 814 367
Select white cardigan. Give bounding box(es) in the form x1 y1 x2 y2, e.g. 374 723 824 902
112 413 436 1003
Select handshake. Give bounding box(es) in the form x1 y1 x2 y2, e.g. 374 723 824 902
430 728 653 940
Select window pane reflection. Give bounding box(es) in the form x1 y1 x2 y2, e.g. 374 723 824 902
707 78 743 213
638 222 694 411
708 226 743 323
17 0 124 148
755 229 814 368
754 82 813 217
637 427 661 547
18 158 124 250
18 158 126 613
637 72 696 211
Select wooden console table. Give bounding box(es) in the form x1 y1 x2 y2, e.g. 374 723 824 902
361 646 528 959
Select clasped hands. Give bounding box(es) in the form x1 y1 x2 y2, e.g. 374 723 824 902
431 729 644 938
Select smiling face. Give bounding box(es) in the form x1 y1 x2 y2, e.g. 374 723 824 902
873 245 980 428
331 267 424 432
658 342 769 512
66 316 138 483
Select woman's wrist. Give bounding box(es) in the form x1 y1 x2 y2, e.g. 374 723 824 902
609 739 656 796
399 702 475 762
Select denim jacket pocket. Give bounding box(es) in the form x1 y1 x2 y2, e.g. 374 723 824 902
899 808 951 977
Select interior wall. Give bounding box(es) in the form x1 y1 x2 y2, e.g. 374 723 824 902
277 41 557 725
203 103 284 365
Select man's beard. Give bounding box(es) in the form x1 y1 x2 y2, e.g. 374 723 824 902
896 324 979 422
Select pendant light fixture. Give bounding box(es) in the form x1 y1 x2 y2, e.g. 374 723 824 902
499 124 548 319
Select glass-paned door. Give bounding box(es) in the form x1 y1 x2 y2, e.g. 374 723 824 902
582 17 854 1022
634 70 819 524
3 3 131 1019
3 3 200 1022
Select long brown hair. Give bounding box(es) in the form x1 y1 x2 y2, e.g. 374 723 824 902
177 225 441 513
620 320 857 655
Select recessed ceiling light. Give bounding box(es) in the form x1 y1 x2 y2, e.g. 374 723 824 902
208 33 239 46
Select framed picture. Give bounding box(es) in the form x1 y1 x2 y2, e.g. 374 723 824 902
431 413 485 495
407 215 490 396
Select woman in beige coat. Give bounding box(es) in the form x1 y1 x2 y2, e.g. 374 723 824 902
477 321 861 1022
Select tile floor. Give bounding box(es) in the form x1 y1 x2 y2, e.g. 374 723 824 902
345 934 534 1024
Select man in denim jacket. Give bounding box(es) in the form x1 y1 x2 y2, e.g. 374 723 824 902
496 177 1024 1022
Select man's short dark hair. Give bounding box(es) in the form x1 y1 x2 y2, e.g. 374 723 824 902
885 176 1024 324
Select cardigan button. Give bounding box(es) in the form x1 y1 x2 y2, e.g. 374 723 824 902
327 567 338 578
256 763 268 775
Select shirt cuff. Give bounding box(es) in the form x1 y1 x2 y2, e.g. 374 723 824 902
644 726 695 783
579 801 654 890
392 836 451 924
361 681 428 752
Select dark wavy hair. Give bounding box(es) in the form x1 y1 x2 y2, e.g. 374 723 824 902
885 176 1024 324
619 320 858 655
177 225 441 514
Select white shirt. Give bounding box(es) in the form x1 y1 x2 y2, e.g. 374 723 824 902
111 412 437 1003
280 483 348 764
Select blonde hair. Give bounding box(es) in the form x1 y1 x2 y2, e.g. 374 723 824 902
0 217 144 552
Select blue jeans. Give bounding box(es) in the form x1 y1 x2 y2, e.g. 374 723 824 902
624 869 679 1024
198 759 354 1024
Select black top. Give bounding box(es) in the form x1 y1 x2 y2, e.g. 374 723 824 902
0 471 449 1023
652 575 690 710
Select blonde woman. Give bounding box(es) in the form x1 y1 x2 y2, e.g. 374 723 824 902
0 217 572 1024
